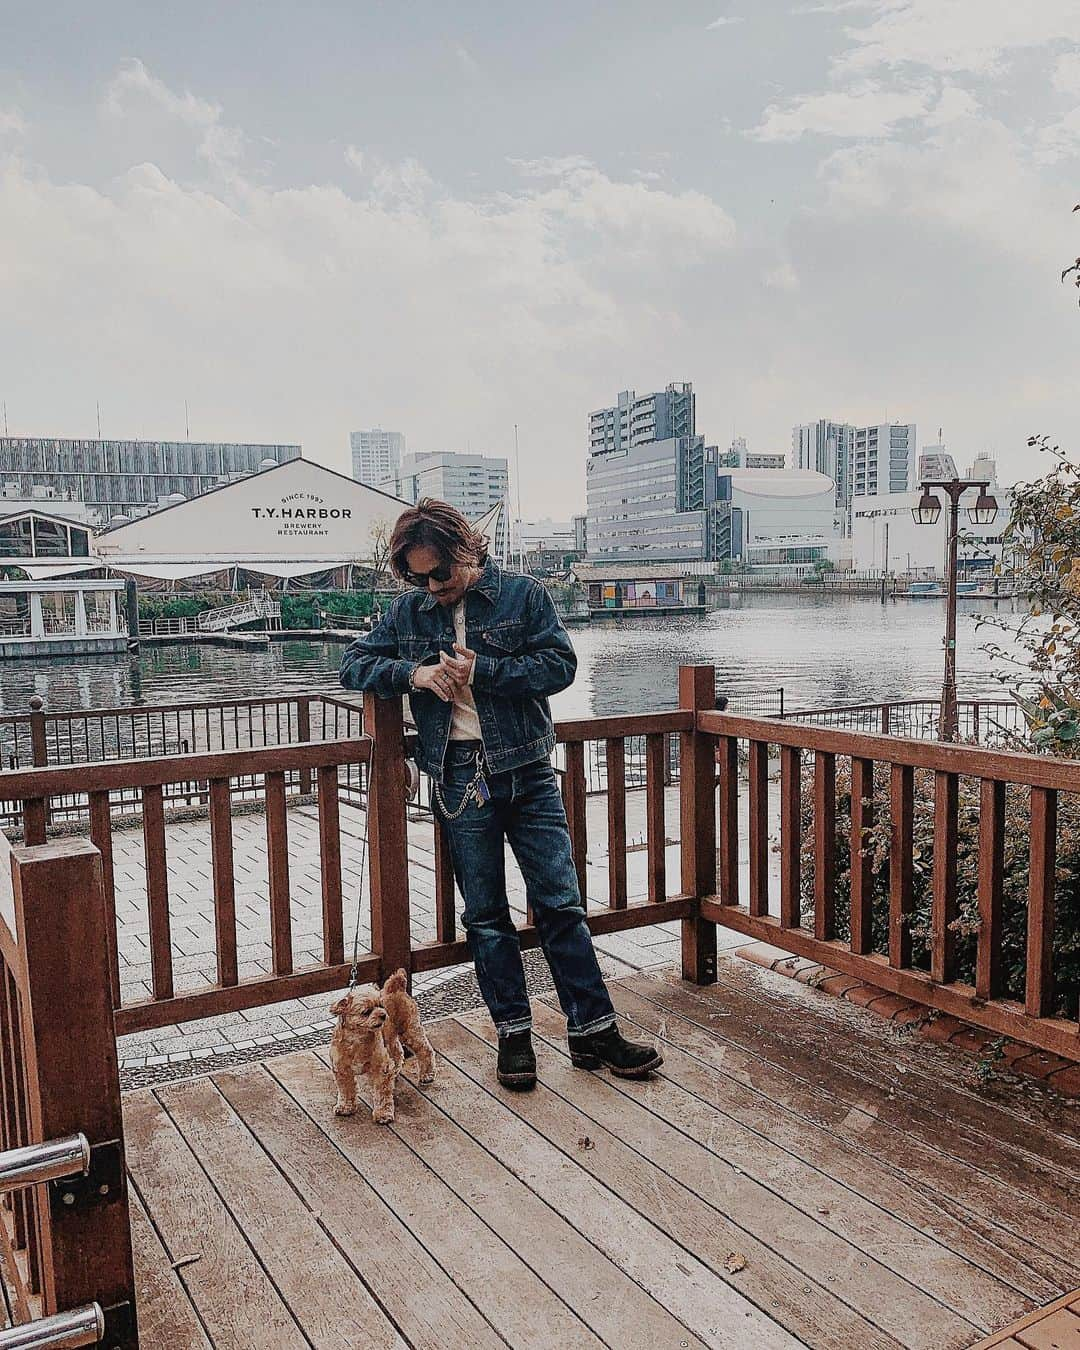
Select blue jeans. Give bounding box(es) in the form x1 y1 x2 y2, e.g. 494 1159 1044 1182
437 742 616 1039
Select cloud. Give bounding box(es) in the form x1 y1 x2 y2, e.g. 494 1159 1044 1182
0 109 25 137
0 64 740 509
1052 50 1080 95
752 80 934 140
834 0 1080 76
762 260 799 290
1035 108 1080 164
453 43 480 76
707 16 744 27
102 58 243 175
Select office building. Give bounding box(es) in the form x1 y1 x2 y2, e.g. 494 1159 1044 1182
588 384 695 457
585 436 710 563
350 429 404 489
0 438 300 525
852 454 1008 575
852 423 916 498
399 451 509 559
573 514 588 554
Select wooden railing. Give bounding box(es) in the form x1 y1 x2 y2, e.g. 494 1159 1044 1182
0 831 136 1344
0 666 1077 1335
696 703 1079 1060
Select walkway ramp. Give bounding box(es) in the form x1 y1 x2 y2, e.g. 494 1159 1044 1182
125 964 1080 1349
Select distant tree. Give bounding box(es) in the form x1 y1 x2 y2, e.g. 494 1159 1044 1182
365 518 393 605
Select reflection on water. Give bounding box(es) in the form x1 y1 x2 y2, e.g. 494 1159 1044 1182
0 594 1023 721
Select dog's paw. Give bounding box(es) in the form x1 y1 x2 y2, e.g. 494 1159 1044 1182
334 1099 357 1117
372 1106 395 1125
419 1067 436 1085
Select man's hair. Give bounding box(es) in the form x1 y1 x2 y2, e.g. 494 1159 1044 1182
389 498 489 578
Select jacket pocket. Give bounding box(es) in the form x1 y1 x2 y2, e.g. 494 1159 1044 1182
480 622 525 654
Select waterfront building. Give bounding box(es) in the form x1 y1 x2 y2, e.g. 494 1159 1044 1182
710 469 838 571
398 451 509 559
572 561 706 613
0 438 300 525
852 456 1010 575
588 383 695 457
0 578 127 658
93 458 409 590
350 429 404 488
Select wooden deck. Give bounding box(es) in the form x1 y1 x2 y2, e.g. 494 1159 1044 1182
125 963 1080 1350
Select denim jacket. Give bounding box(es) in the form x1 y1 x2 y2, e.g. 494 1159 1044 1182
339 559 576 782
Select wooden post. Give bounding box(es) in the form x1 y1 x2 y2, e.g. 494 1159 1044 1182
679 665 717 986
364 694 412 986
296 697 312 795
11 837 137 1344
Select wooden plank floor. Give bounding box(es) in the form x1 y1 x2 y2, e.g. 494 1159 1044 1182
125 963 1080 1349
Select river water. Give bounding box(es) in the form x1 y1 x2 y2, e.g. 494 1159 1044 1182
0 594 1025 721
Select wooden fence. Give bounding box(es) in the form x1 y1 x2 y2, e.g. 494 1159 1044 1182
0 666 1076 1338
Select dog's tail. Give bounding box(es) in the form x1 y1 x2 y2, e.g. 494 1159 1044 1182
382 968 407 995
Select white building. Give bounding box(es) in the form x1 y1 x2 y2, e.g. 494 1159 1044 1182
350 429 404 488
511 519 576 552
398 451 509 560
713 469 839 571
852 456 1011 576
720 437 786 470
586 437 709 563
918 444 958 480
792 420 854 508
852 422 916 498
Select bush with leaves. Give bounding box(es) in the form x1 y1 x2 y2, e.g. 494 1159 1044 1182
798 756 1079 1020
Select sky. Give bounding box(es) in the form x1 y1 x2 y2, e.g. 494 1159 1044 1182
1 0 1079 516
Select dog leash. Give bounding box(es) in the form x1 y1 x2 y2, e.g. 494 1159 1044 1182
347 745 422 990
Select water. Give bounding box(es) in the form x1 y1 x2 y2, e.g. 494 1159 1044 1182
0 594 1025 721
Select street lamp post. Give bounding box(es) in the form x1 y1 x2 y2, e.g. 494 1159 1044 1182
913 477 998 741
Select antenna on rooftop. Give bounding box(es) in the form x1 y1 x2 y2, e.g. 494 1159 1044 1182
2 401 7 437
185 399 191 441
96 401 102 441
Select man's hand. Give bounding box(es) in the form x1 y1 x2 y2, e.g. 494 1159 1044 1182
410 663 457 703
439 643 476 688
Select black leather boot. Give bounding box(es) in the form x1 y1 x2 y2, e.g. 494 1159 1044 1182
497 1030 537 1090
567 1023 663 1078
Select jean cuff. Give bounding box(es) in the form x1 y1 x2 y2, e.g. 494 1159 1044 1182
567 1014 617 1038
496 1016 533 1038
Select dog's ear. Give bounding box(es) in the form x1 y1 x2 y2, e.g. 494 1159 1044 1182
329 993 352 1017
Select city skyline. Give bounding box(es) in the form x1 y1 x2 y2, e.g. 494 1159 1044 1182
2 3 1076 517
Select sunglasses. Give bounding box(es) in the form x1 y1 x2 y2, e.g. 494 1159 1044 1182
404 562 454 589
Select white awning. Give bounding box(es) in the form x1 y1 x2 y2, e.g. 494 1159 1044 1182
105 561 234 581
17 560 103 580
238 561 352 579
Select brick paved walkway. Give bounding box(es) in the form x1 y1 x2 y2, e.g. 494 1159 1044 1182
113 787 752 1067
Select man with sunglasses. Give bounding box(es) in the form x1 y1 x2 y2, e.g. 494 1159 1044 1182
340 498 661 1090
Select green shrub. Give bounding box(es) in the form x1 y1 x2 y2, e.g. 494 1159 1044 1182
798 756 1080 1019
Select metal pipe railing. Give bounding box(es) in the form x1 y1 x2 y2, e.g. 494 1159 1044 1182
0 1135 89 1195
0 1304 103 1349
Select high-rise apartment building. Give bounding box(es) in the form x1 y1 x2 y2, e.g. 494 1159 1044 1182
350 429 404 489
588 383 695 457
792 420 855 507
398 451 509 558
852 423 916 498
0 438 300 524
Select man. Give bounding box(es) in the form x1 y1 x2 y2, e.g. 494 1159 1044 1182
340 499 661 1090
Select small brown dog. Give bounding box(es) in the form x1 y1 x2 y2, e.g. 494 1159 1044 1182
329 970 436 1123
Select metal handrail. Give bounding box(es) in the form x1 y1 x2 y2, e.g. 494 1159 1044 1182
0 1134 89 1194
0 1304 103 1349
